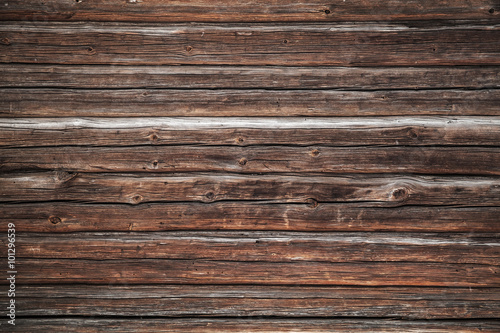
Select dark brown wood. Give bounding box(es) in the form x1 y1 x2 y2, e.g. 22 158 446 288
2 89 499 117
1 203 499 233
2 22 500 66
9 232 499 264
11 318 500 333
10 285 500 319
9 258 499 286
2 117 500 147
2 172 500 206
2 65 499 89
1 0 498 22
2 146 499 175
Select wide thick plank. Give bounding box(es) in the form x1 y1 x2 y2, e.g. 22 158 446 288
2 203 498 233
2 89 499 117
11 285 500 319
1 0 498 23
2 117 500 147
2 146 499 175
9 232 499 264
2 23 500 66
2 65 500 89
12 318 500 333
7 258 499 286
2 172 500 206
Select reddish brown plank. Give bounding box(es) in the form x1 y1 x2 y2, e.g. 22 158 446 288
11 318 500 333
1 203 498 233
2 89 499 117
8 258 500 286
11 285 500 319
2 65 499 89
8 232 499 265
1 0 498 22
1 22 500 66
1 172 500 206
1 146 499 175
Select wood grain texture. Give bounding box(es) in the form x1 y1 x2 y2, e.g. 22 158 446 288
2 146 499 175
2 89 499 117
9 232 499 264
2 172 500 206
2 65 499 89
1 0 498 22
2 203 498 233
2 22 500 66
2 117 500 147
11 318 500 333
9 285 500 319
7 258 500 286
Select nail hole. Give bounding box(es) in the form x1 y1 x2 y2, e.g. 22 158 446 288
283 39 288 44
152 160 159 168
324 9 331 14
49 216 62 224
238 157 248 166
489 8 495 14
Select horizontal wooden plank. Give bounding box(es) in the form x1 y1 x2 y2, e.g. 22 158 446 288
8 232 499 264
7 258 499 286
11 285 500 319
1 0 498 23
1 23 500 66
2 146 499 175
2 89 499 117
11 318 500 333
2 117 500 147
2 203 498 233
1 172 500 206
2 65 500 89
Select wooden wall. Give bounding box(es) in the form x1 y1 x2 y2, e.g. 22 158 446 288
1 1 500 331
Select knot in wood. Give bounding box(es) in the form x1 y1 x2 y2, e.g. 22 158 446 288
391 188 408 201
306 198 319 208
205 192 215 201
48 216 62 224
1 38 11 45
131 194 143 204
238 157 248 166
310 149 320 157
235 137 245 144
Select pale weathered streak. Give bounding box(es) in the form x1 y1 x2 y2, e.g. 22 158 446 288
2 203 498 233
2 89 499 117
2 65 499 89
1 172 500 206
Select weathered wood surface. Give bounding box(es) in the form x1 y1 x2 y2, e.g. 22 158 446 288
2 203 499 233
7 258 499 286
8 232 499 264
9 285 500 319
11 318 500 333
3 89 499 117
1 0 498 22
2 65 500 89
2 146 499 175
2 22 500 66
2 172 500 206
2 117 500 147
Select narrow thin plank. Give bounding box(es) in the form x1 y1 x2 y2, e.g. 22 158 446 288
2 65 499 89
8 258 500 286
9 232 499 264
2 203 498 233
1 0 498 22
11 318 500 333
2 22 500 66
2 146 499 175
2 89 499 117
10 285 500 319
2 117 500 147
1 172 500 206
